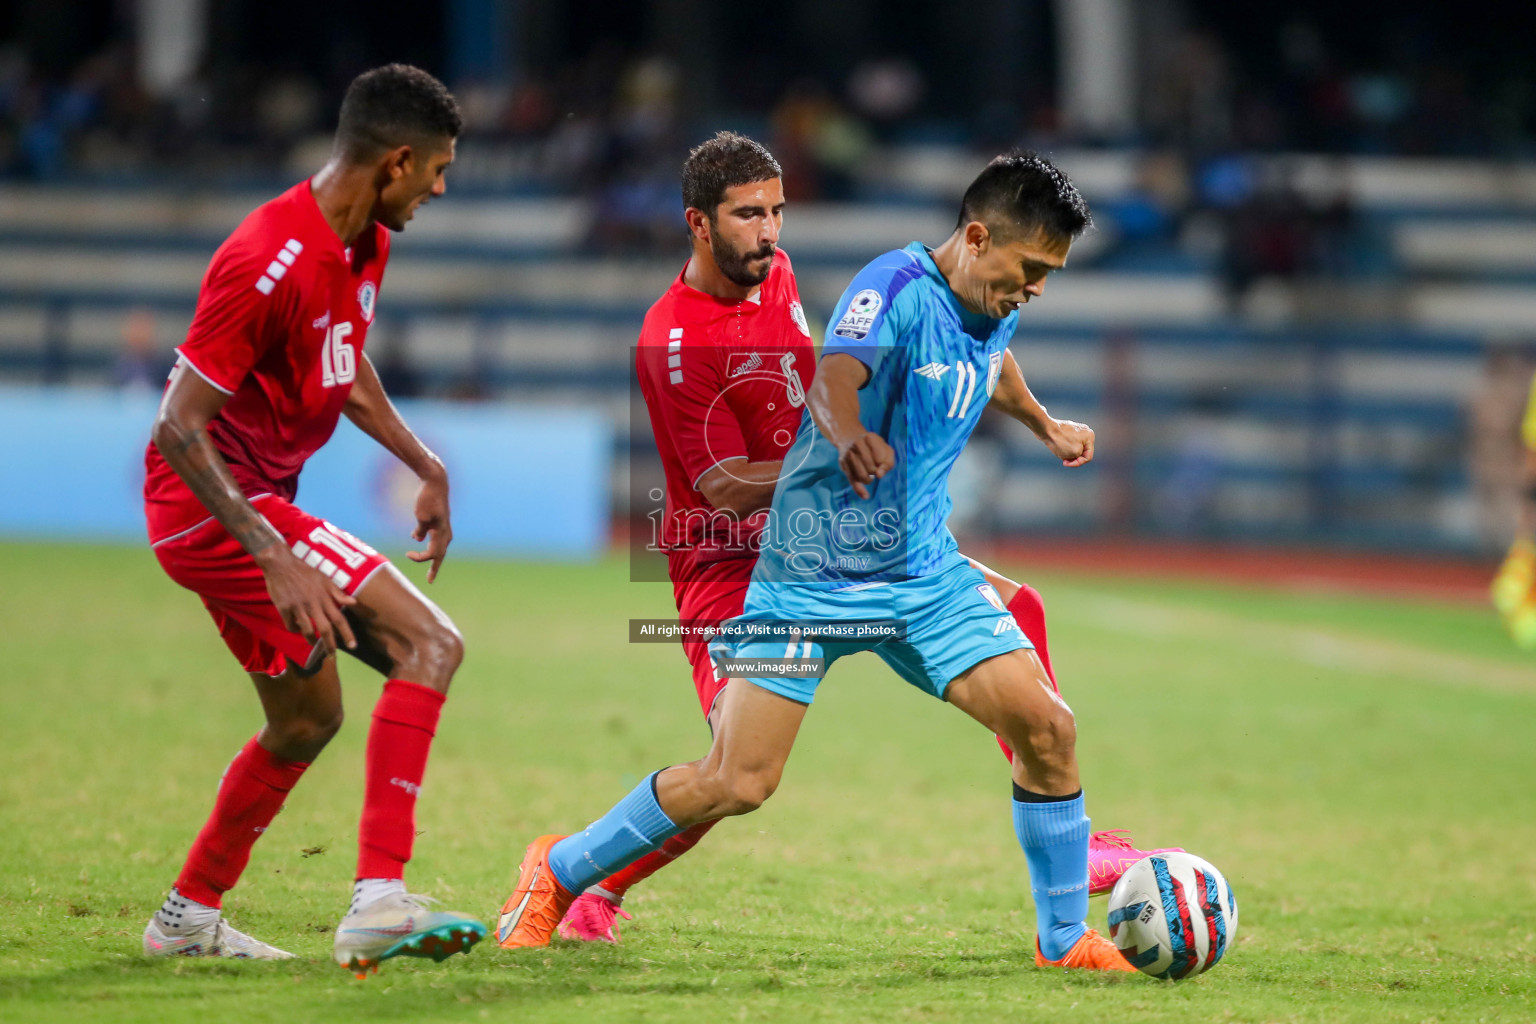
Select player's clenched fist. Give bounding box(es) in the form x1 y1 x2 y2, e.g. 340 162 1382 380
255 545 358 653
837 430 896 499
1044 418 1095 468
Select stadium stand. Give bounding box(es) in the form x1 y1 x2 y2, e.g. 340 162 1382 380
1 146 1523 555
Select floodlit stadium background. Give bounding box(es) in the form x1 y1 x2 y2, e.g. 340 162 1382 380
3 0 1534 573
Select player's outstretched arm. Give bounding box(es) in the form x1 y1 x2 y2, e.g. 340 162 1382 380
343 353 452 581
989 349 1094 468
152 362 358 652
807 352 895 500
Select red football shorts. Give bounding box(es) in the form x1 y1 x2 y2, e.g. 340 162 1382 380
672 558 752 719
152 495 391 677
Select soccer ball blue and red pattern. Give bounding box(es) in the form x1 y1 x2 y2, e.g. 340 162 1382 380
1105 852 1238 979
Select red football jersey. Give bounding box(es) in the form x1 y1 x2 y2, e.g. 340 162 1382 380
636 249 816 572
144 180 390 543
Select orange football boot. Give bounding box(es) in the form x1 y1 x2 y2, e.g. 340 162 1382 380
1035 928 1138 972
496 834 575 949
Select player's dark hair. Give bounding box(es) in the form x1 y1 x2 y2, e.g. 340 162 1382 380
957 150 1091 242
335 64 462 162
681 131 782 219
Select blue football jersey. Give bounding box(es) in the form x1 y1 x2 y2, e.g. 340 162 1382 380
754 242 1018 586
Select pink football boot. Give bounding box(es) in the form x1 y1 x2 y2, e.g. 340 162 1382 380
1089 830 1184 895
556 892 633 943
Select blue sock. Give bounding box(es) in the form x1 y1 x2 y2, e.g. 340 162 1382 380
547 772 683 894
1013 788 1090 961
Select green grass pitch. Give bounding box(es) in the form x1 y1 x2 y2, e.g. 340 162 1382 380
0 540 1532 1023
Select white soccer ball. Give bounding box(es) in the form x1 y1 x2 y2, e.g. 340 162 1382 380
1105 852 1238 979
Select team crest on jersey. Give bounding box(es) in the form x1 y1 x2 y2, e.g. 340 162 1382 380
833 288 882 340
977 583 1007 611
357 281 377 323
788 300 811 337
986 351 1004 397
914 362 950 381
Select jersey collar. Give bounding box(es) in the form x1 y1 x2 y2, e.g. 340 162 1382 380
669 257 772 317
300 179 356 260
905 241 1006 337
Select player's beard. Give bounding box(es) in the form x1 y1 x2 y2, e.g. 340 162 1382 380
711 233 776 288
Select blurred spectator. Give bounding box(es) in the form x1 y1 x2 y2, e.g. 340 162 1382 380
770 79 872 201
113 308 165 392
1199 157 1356 314
583 55 686 254
1144 28 1233 151
255 74 322 146
4 8 1535 185
847 56 924 133
456 81 512 136
1153 393 1227 536
1096 151 1189 262
505 81 558 138
1469 343 1536 552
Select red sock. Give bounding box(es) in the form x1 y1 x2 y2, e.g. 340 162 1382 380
175 736 309 908
357 679 445 880
596 819 718 900
1008 583 1057 689
996 583 1058 765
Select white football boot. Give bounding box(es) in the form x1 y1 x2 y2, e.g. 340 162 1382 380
143 915 295 959
333 890 485 978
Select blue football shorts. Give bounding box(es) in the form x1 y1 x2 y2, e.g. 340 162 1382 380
708 558 1033 704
